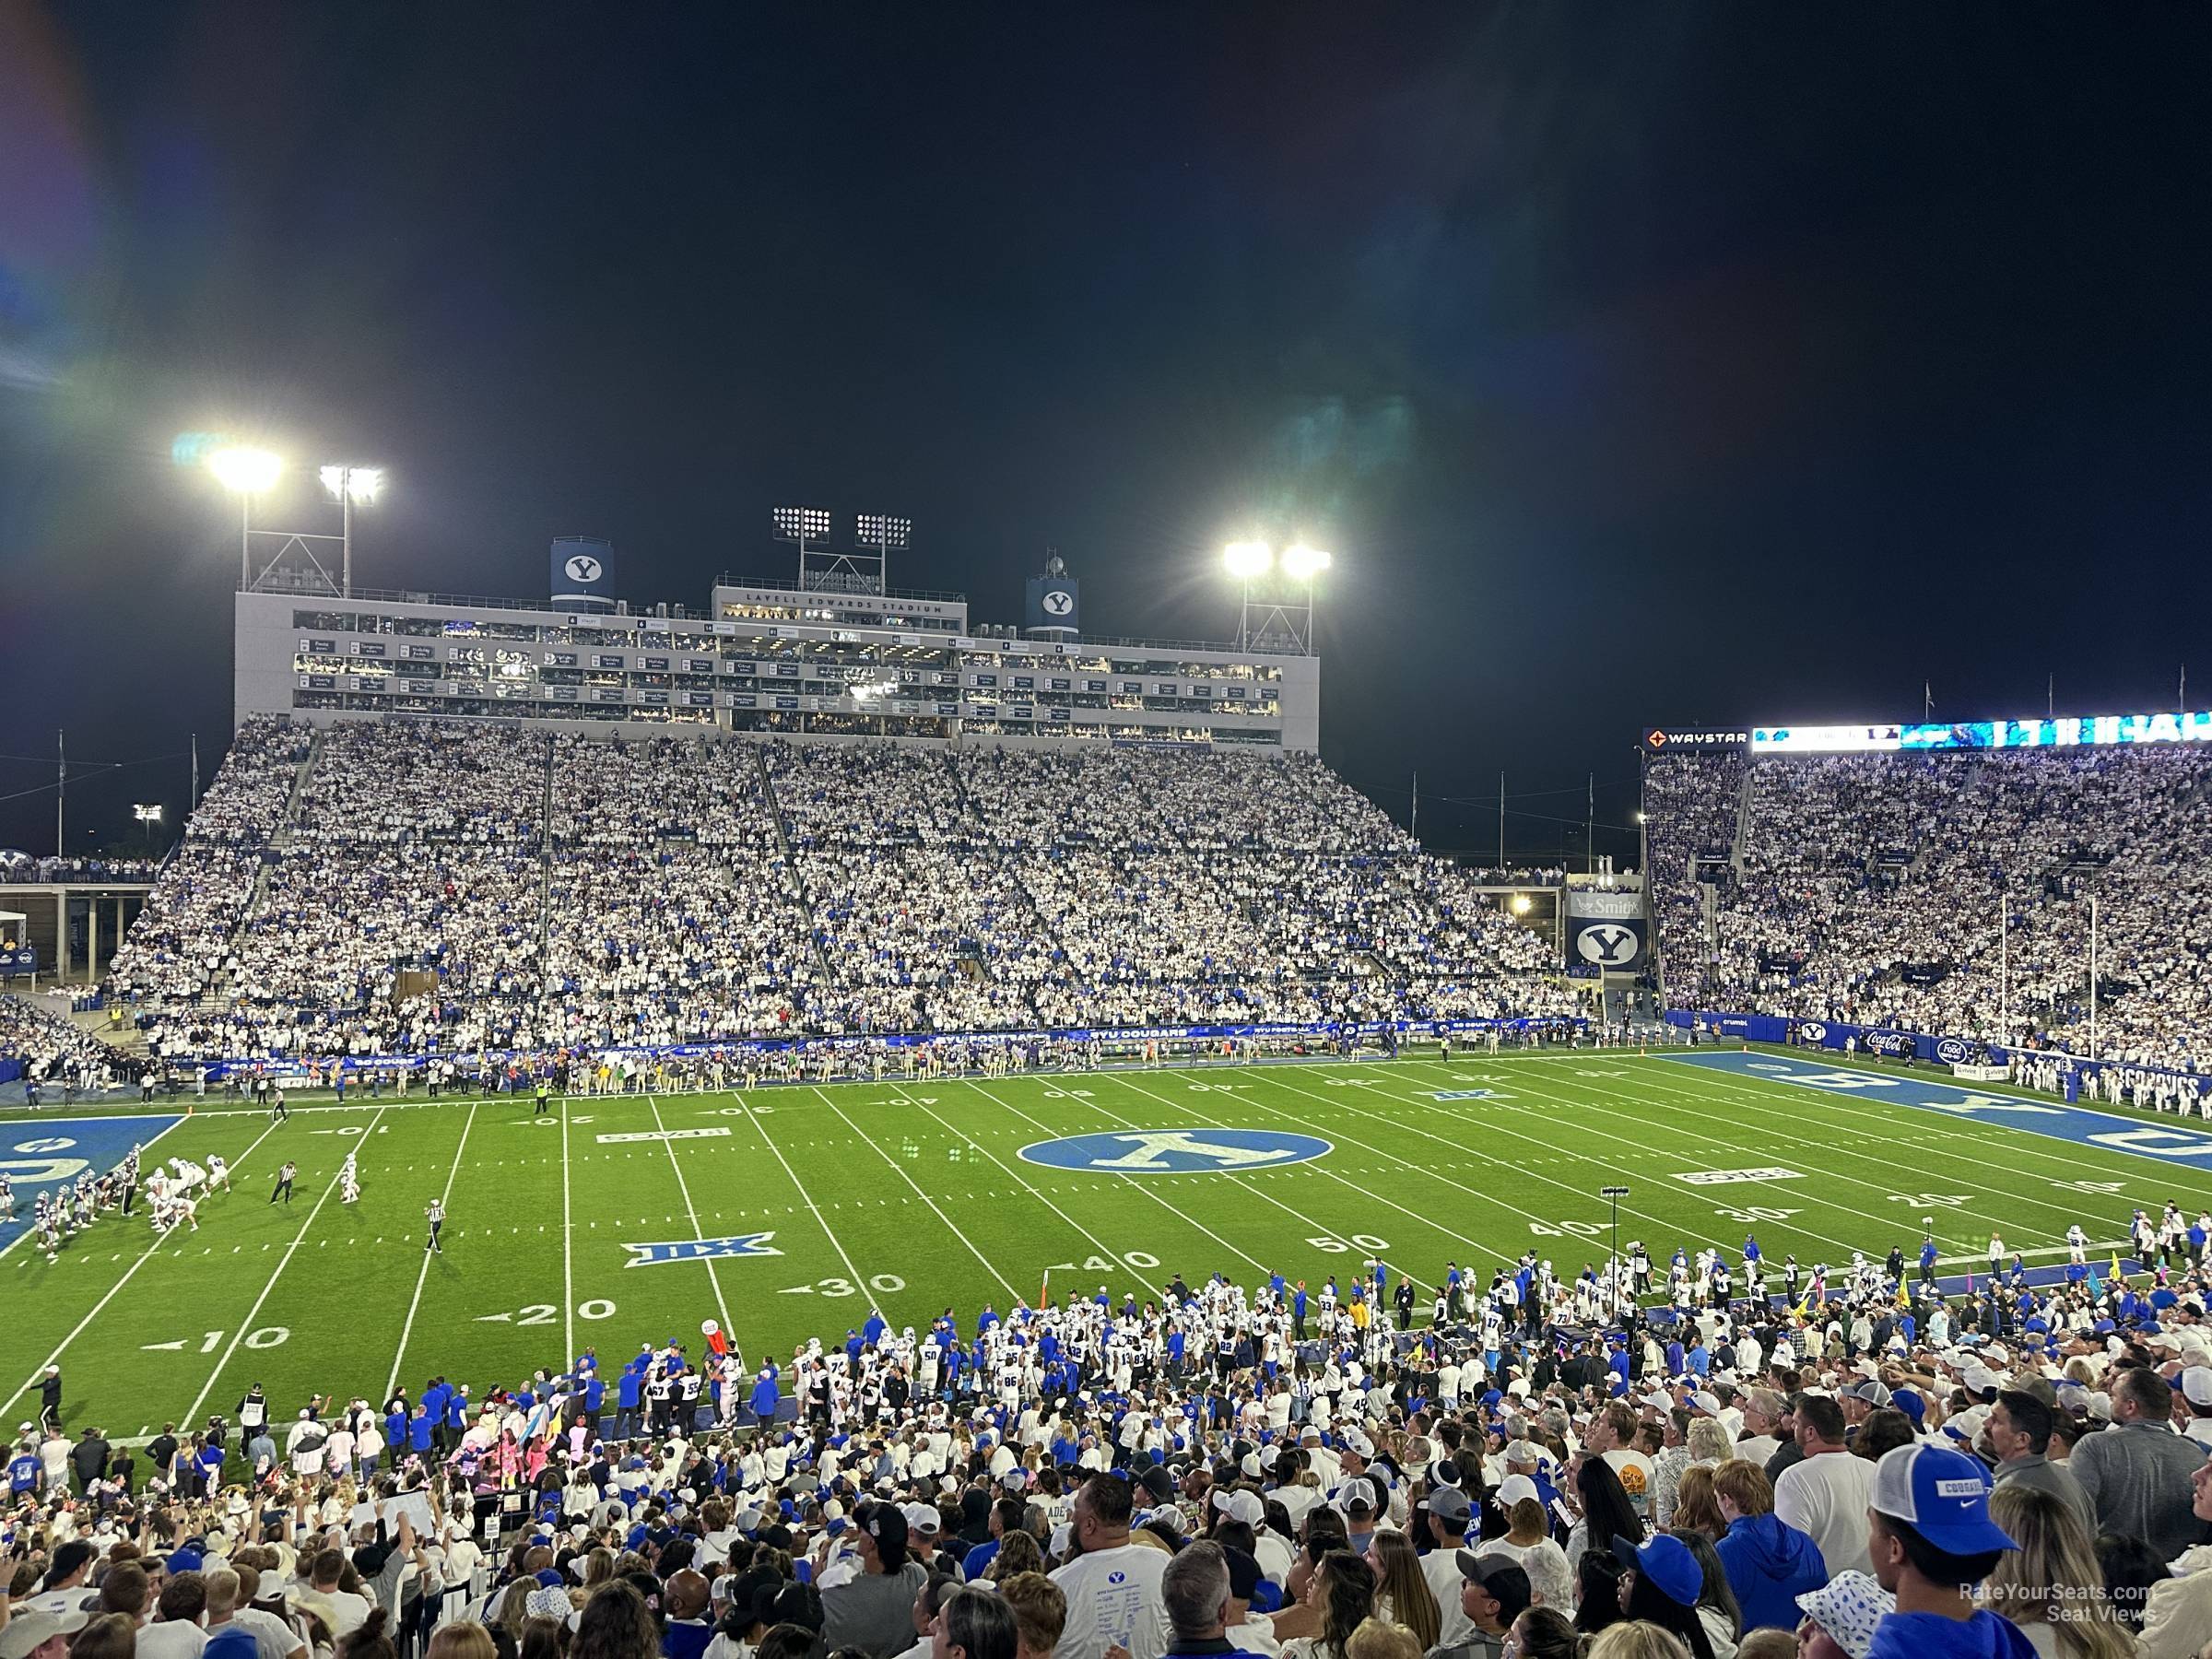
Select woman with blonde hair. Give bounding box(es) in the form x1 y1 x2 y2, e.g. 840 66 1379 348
1671 1465 1726 1542
1342 1619 1423 1659
1588 1623 1691 1659
988 1531 1043 1582
1686 1419 1735 1468
428 1628 500 1659
1363 1533 1441 1653
1981 1485 2133 1659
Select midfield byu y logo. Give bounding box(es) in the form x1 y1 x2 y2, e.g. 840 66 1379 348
1018 1128 1331 1173
1575 924 1638 965
564 553 604 582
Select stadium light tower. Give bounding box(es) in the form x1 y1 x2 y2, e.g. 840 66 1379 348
320 465 383 597
773 505 835 590
1284 543 1332 655
1226 537 1331 654
1224 541 1272 650
207 445 284 586
853 512 912 594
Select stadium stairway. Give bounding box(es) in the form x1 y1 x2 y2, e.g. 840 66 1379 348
278 730 324 837
935 754 1083 994
1730 759 1755 873
535 731 555 964
754 745 839 985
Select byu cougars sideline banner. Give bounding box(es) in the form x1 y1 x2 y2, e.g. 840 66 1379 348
1563 889 1648 973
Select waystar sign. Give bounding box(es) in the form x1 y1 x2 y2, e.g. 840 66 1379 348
1642 727 1749 751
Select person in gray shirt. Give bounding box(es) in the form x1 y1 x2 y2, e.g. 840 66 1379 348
2068 1368 2210 1560
820 1503 931 1658
1988 1392 2095 1535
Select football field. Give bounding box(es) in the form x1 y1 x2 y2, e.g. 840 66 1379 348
6 1045 2211 1438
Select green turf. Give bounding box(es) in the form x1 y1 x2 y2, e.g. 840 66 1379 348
8 1047 2210 1439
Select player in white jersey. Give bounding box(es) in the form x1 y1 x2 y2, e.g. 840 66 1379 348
2066 1224 2088 1265
339 1152 360 1205
157 1194 199 1236
206 1155 231 1194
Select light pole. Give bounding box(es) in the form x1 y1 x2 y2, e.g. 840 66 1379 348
1602 1184 1630 1315
132 803 163 860
207 446 284 586
1282 543 1332 654
773 506 835 589
1224 540 1273 649
853 512 912 595
319 465 384 597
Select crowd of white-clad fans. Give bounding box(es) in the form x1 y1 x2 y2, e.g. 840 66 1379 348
100 719 1571 1064
1648 747 2212 1072
0 853 160 883
0 992 125 1090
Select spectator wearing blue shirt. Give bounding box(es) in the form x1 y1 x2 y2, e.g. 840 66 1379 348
962 1497 1025 1581
617 1363 644 1442
748 1367 781 1432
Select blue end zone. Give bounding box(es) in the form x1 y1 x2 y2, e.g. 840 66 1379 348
1665 1050 2212 1167
0 1115 182 1256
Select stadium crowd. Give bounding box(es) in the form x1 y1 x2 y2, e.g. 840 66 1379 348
0 855 160 884
11 1206 2212 1659
101 722 1573 1066
1647 748 2212 1074
0 994 126 1094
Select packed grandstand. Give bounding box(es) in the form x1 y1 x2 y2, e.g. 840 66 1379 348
70 719 1567 1067
1647 744 2212 1072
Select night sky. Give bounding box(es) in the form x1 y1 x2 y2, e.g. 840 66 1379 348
3 6 2207 864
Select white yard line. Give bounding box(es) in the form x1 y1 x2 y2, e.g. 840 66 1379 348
740 1095 874 1294
186 1104 392 1427
0 1113 282 1414
384 1101 478 1398
1100 1072 1465 1287
648 1095 734 1338
900 1094 1140 1276
962 1080 1274 1277
562 1096 575 1367
809 1088 1021 1301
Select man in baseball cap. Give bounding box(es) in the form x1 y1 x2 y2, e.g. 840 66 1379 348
1862 1443 2031 1659
0 1607 91 1659
1433 1555 1529 1659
